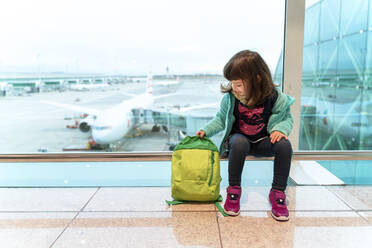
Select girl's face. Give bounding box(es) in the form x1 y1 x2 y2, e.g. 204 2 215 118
231 79 247 98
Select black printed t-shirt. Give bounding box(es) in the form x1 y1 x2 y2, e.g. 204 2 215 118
231 90 278 143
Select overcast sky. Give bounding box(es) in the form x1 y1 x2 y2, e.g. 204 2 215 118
0 0 287 75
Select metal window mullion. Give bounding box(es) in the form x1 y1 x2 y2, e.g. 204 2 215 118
1 151 372 162
282 0 306 150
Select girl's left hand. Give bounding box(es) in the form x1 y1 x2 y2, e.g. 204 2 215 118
270 131 288 143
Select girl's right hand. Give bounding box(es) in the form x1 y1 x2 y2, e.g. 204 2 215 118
196 130 206 139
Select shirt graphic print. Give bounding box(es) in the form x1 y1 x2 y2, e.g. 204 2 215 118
232 90 278 142
238 105 265 135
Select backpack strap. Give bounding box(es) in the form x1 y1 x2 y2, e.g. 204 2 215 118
215 202 228 217
214 195 228 217
165 195 228 217
165 199 184 205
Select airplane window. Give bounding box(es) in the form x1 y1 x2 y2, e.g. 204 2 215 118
0 0 285 153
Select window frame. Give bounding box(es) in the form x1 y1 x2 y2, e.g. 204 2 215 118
2 0 372 162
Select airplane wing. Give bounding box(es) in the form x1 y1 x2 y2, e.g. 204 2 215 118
41 100 101 116
140 102 219 134
147 101 219 117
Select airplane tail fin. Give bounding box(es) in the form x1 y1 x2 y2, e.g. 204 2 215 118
146 72 153 96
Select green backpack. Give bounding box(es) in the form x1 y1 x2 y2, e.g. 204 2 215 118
166 136 227 216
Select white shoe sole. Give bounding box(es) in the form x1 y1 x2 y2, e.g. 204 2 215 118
268 196 290 221
271 212 290 221
224 209 240 216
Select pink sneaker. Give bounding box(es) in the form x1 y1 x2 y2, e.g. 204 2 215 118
224 186 241 216
269 189 289 221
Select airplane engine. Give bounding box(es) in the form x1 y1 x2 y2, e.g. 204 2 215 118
79 122 91 132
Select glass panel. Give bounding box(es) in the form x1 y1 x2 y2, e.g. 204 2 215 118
370 0 372 30
273 52 284 86
359 88 372 149
0 0 286 153
366 27 372 83
297 0 371 150
340 0 368 35
2 159 372 186
304 2 320 45
302 45 318 79
318 39 338 78
319 160 372 185
0 161 296 187
324 86 361 150
338 33 366 80
320 0 340 41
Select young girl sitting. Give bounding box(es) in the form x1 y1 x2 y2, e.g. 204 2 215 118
196 50 295 221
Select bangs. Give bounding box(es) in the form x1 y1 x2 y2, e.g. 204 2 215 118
223 57 251 81
222 50 275 106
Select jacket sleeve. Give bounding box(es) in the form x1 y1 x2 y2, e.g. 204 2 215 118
200 94 228 137
267 90 295 137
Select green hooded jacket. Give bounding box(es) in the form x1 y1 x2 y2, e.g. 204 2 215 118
201 89 295 156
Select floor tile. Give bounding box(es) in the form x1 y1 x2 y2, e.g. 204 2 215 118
220 186 272 211
327 186 372 210
0 212 76 248
84 187 215 212
219 186 351 211
286 186 352 211
358 211 372 224
0 188 97 211
218 211 370 248
53 212 221 248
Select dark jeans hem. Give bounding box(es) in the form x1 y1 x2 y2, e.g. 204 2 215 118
271 184 286 192
228 181 241 187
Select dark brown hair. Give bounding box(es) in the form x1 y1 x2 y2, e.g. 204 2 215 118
221 50 275 107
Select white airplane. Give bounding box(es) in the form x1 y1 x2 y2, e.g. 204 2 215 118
42 75 170 145
42 74 218 148
42 72 219 149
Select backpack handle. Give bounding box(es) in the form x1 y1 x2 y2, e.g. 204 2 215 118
173 135 218 152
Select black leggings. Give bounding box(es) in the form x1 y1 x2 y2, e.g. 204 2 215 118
228 133 292 191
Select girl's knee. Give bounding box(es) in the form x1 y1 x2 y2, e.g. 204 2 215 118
229 134 249 151
273 139 292 155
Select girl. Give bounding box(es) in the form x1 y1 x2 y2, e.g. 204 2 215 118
196 50 294 221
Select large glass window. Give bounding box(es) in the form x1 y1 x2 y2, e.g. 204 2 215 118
304 2 320 46
319 0 339 41
0 0 285 153
340 0 368 35
296 0 372 150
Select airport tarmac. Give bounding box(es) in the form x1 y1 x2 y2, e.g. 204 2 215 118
0 79 223 153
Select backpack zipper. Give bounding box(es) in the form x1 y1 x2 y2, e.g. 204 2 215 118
208 151 214 186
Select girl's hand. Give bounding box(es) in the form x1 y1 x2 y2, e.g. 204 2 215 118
270 131 287 143
196 130 206 139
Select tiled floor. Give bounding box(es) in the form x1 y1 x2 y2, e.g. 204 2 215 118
0 186 371 248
